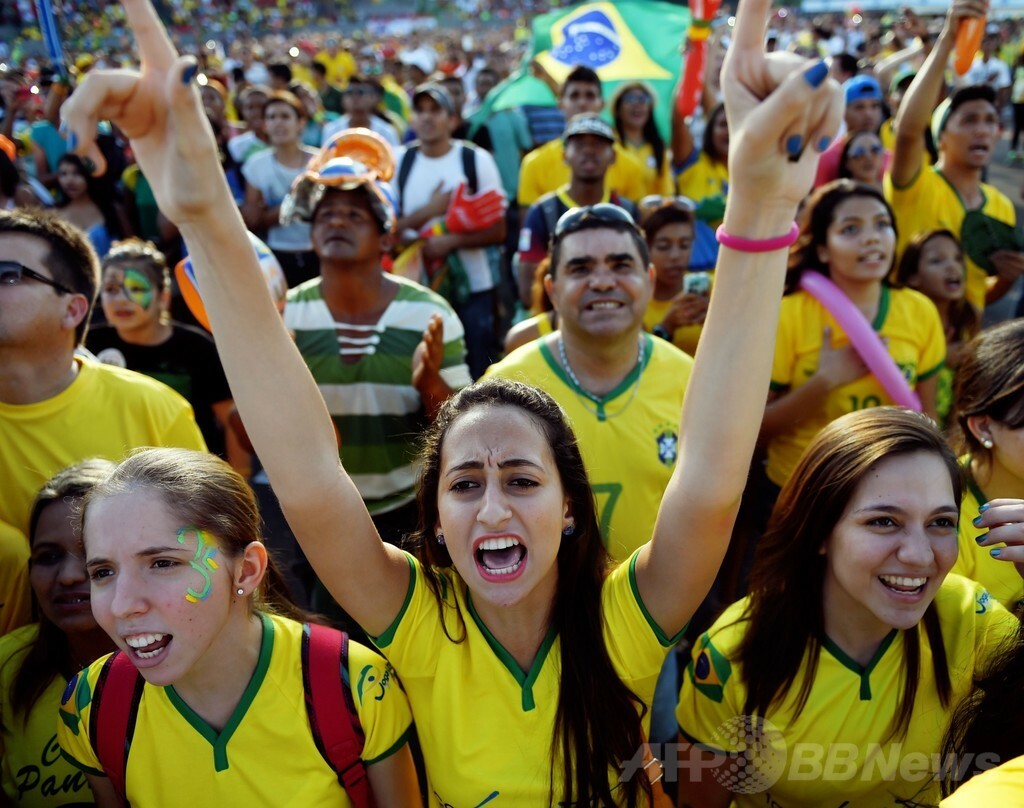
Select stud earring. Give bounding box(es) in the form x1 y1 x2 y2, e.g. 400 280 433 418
236 588 245 596
562 522 575 537
983 439 994 449
436 532 445 545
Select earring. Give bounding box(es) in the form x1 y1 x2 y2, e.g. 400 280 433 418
982 439 994 449
236 588 245 596
562 522 575 537
436 532 445 545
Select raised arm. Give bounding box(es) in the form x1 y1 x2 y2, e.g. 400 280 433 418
890 0 985 187
634 0 843 637
62 0 410 638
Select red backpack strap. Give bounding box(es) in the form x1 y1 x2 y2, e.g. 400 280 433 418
302 623 373 808
91 652 145 803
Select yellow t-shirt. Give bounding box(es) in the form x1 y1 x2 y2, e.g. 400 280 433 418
621 141 674 197
879 120 933 168
485 334 693 561
0 523 30 636
643 284 713 358
314 51 356 87
885 165 1016 312
941 755 1024 805
677 574 1018 808
951 460 1024 612
0 625 94 807
374 550 680 806
676 151 729 206
57 614 412 807
0 357 206 543
766 287 946 486
516 138 648 206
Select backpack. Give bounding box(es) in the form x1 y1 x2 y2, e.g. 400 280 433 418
90 623 372 808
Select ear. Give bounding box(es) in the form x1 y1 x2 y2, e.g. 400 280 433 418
159 288 173 314
816 243 830 266
647 264 657 285
543 273 559 312
562 498 573 530
63 294 89 334
379 230 398 253
236 541 269 595
967 414 994 448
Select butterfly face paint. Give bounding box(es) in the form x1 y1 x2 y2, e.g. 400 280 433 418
176 526 219 603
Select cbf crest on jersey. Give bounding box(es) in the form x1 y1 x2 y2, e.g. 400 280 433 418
654 421 679 467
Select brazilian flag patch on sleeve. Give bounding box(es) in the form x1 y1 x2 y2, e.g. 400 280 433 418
688 634 732 704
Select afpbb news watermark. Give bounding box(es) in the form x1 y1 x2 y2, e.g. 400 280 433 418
621 716 1001 792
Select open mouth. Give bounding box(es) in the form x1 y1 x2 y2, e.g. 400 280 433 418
55 592 91 608
878 575 927 596
475 537 527 579
585 300 625 312
124 633 172 661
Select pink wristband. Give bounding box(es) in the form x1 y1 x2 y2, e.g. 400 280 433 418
716 222 800 253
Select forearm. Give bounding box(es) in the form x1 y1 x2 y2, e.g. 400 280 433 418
760 374 832 440
397 206 435 233
445 219 505 249
895 27 955 139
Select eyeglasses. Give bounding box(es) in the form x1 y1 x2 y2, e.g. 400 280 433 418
621 91 652 105
554 203 638 238
0 260 76 295
637 195 697 224
848 143 883 159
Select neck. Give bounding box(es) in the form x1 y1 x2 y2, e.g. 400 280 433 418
116 319 173 347
171 611 264 732
471 584 554 674
654 278 683 301
831 275 882 320
419 138 452 159
971 454 1022 501
822 583 893 667
623 123 644 144
67 627 116 670
566 177 606 207
319 261 395 319
932 298 952 328
273 142 304 163
935 157 984 208
556 329 642 398
0 350 79 405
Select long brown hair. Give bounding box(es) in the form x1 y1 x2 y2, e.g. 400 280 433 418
79 448 307 622
410 378 653 807
738 408 959 739
894 229 978 344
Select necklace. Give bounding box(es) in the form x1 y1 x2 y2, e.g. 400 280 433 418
558 334 646 418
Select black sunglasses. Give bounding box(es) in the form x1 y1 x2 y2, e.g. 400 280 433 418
554 203 638 238
0 260 76 295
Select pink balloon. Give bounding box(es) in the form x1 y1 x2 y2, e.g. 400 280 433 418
798 271 922 411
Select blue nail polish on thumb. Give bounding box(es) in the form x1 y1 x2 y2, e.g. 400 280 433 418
182 64 198 85
990 548 1002 557
67 131 77 151
804 61 828 89
817 136 832 152
979 502 990 512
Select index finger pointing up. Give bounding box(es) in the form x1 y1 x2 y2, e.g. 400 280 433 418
120 0 180 73
731 0 773 53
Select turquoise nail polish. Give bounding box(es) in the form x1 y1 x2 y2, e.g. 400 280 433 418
979 502 990 512
786 135 803 156
182 64 198 85
804 61 828 89
976 532 988 544
973 515 984 527
990 548 1002 557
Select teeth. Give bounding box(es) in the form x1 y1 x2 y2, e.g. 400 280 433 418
486 557 525 576
590 301 621 310
125 633 166 648
479 537 520 551
135 647 165 660
879 575 927 589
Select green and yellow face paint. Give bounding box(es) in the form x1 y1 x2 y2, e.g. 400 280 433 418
176 526 219 604
121 268 155 309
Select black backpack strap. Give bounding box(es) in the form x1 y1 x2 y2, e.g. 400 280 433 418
539 195 563 242
302 623 371 808
459 141 479 195
91 652 145 803
396 142 420 210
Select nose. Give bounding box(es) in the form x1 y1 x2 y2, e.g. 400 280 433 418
587 263 617 290
108 570 149 619
57 553 88 587
894 527 935 568
476 480 512 529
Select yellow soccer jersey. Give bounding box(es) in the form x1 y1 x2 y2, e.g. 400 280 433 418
677 574 1018 808
621 141 674 197
0 522 30 636
485 334 693 561
0 625 93 807
0 357 206 542
885 165 1016 312
941 755 1024 805
766 287 945 486
374 550 680 807
951 461 1024 612
57 614 412 807
676 152 729 212
644 291 712 358
516 138 647 206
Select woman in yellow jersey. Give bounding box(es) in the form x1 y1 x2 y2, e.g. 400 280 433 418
612 82 674 198
1 461 116 808
947 319 1024 611
760 180 945 496
56 450 420 807
673 103 729 226
639 198 707 357
676 408 1020 808
837 130 885 191
59 0 845 802
894 229 978 426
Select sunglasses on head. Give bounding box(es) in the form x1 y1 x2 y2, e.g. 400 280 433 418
621 91 652 105
849 143 883 159
0 260 75 295
554 203 638 238
637 195 697 223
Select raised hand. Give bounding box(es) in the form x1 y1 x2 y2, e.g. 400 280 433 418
973 499 1024 581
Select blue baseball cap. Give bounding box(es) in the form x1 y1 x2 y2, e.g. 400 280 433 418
843 75 883 105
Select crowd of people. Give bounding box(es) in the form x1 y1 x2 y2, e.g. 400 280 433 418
4 0 1024 805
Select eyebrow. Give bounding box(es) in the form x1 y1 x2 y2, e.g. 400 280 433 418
445 458 544 476
852 504 958 517
564 252 637 267
86 545 186 567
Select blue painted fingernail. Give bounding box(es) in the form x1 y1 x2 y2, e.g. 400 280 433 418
804 60 828 89
816 136 832 152
786 135 803 156
182 64 198 85
990 548 1002 557
82 157 95 175
973 514 984 526
976 532 988 544
67 131 77 151
980 502 990 512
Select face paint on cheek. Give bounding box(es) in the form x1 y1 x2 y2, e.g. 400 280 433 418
176 526 219 603
122 268 155 309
